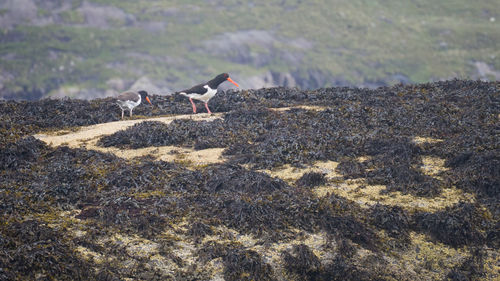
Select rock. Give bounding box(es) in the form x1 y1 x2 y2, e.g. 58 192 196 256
0 0 37 29
77 0 133 28
106 78 127 92
474 61 500 80
130 76 162 95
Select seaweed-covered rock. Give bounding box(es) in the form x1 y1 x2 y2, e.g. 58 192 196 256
98 119 227 149
412 202 488 247
296 172 327 188
0 219 98 280
446 248 486 281
363 138 442 197
369 204 410 243
282 244 321 279
336 160 367 179
204 164 286 194
0 136 46 170
223 249 275 281
187 221 213 242
1 80 498 280
444 151 500 199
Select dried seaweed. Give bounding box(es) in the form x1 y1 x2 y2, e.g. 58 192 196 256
1 80 498 280
282 244 321 278
369 204 411 244
296 172 327 188
0 219 98 280
223 249 275 281
412 202 489 247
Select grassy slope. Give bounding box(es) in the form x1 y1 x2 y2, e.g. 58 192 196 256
0 0 498 98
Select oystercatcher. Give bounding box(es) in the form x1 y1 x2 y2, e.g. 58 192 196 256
116 90 152 119
178 73 239 114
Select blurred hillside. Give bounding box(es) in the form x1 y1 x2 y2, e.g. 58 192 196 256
0 0 498 100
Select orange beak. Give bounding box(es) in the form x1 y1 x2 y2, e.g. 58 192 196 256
227 77 239 87
145 96 152 105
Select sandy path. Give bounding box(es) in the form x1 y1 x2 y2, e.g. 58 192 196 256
32 106 321 166
35 113 223 147
34 113 226 166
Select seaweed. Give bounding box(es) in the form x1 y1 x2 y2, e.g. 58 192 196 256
187 221 213 243
296 172 327 188
282 244 321 279
0 219 98 280
0 136 46 170
369 204 411 244
412 202 488 247
446 248 486 280
282 243 391 281
197 241 235 263
196 241 275 280
98 119 227 149
316 193 379 250
203 164 286 194
1 80 498 280
223 249 275 281
444 151 500 199
362 137 442 197
335 160 367 179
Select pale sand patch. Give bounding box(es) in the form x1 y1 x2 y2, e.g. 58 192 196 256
413 136 444 144
202 225 328 280
394 232 469 280
100 233 179 275
76 246 107 263
34 113 226 167
421 156 448 177
315 181 475 212
269 105 328 112
34 113 222 147
356 155 372 162
259 160 341 183
261 158 473 212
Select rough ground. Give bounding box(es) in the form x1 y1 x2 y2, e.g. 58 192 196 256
0 80 499 280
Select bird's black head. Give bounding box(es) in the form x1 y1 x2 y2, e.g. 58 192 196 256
138 90 152 105
208 73 239 89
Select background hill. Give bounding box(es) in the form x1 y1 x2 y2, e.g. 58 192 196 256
0 0 499 100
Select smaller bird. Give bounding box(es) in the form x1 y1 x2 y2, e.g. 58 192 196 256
115 90 152 119
179 73 239 114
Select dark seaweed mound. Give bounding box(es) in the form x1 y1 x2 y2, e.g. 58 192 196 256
0 220 98 280
296 172 327 188
0 136 46 170
223 249 275 281
283 244 322 278
445 151 499 199
98 119 228 149
1 80 499 280
369 204 411 244
412 202 489 247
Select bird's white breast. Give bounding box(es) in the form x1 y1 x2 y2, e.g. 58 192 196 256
184 85 218 103
201 85 218 102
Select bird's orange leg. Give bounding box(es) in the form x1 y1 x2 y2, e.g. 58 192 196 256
189 98 197 113
204 103 212 114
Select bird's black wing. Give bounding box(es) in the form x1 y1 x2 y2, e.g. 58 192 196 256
182 83 208 95
116 91 140 102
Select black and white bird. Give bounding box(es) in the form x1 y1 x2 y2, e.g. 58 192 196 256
115 90 152 119
178 73 239 114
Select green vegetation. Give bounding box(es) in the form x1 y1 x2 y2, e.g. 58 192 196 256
0 0 498 99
